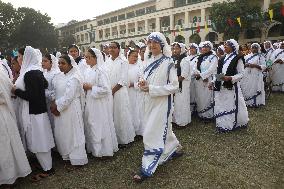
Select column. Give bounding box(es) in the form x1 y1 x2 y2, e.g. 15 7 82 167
126 24 129 36
263 0 270 11
117 25 120 37
156 17 160 32
135 21 138 35
145 19 149 34
184 11 189 28
110 27 113 39
201 9 205 26
102 29 106 40
170 14 174 30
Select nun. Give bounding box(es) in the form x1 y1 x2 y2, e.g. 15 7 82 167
240 43 266 107
133 32 182 182
0 66 32 187
270 41 284 92
68 44 89 78
50 55 88 166
83 48 118 157
172 42 192 127
13 46 55 181
210 39 249 132
194 41 218 121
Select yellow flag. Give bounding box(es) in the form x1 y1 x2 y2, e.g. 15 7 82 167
237 17 241 27
269 9 273 21
205 21 209 32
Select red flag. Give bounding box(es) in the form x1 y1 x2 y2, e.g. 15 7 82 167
196 22 200 33
281 5 284 16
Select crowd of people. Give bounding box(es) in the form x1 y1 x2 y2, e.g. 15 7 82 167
0 31 284 187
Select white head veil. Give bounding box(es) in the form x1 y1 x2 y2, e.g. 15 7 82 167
225 39 239 53
145 32 172 59
56 52 62 60
189 43 199 55
264 41 274 51
251 43 261 53
90 48 105 66
201 41 213 50
50 54 60 72
16 46 42 90
172 42 187 55
217 45 225 52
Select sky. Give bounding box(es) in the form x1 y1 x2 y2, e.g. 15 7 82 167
2 0 146 25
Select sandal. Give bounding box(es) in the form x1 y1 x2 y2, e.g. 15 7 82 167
30 168 55 182
133 172 149 183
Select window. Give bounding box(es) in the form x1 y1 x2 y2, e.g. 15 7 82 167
104 18 110 24
81 34 84 42
98 20 104 26
80 26 83 31
174 0 186 7
118 14 126 21
76 27 79 32
136 8 145 17
146 6 156 13
77 35 80 42
127 11 135 19
111 16 118 23
84 25 87 30
85 33 88 41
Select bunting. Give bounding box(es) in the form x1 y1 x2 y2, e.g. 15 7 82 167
268 9 273 21
236 17 241 27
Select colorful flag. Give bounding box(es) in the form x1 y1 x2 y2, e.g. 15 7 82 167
196 22 200 33
268 9 273 21
204 21 209 32
237 17 241 27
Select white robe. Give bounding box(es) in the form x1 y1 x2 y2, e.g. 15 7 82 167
0 69 31 185
105 56 135 144
213 53 249 132
84 65 118 157
77 59 89 80
52 68 88 164
128 62 144 135
241 53 266 107
194 54 218 119
270 49 284 92
173 57 191 126
141 54 180 177
188 55 198 114
44 69 60 132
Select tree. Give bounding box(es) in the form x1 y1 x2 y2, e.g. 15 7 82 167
210 0 263 40
0 0 17 49
60 35 75 49
10 7 58 49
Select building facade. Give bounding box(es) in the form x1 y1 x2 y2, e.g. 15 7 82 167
56 0 283 51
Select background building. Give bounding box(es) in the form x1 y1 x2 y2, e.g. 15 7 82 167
56 0 283 51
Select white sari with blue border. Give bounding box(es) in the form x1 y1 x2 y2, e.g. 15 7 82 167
140 53 180 177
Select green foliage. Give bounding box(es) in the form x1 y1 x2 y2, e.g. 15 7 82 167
210 0 263 40
0 1 17 48
0 0 57 50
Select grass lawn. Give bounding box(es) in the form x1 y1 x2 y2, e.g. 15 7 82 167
18 93 284 189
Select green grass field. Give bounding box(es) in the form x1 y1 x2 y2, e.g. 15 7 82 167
18 93 284 189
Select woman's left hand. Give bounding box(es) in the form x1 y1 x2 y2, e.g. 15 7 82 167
83 83 93 91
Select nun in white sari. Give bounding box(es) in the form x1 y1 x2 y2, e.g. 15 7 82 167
241 43 266 107
211 39 249 132
83 48 118 157
51 55 88 166
133 32 182 182
42 54 60 131
0 67 31 186
187 43 199 114
13 46 55 175
194 41 218 120
270 41 284 92
172 43 192 127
